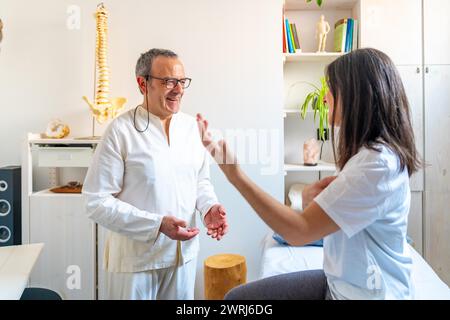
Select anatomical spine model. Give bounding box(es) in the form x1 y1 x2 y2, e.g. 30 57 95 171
83 3 126 124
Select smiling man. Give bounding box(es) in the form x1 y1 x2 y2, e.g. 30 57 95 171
82 48 228 300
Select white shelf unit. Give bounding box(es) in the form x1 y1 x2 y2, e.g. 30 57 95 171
22 133 101 300
284 161 336 174
284 52 345 63
282 0 446 262
282 0 360 203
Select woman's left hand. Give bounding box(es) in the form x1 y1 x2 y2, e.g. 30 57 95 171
301 176 337 210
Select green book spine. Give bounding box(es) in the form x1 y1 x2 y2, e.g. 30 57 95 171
288 23 296 51
334 18 347 52
291 23 301 52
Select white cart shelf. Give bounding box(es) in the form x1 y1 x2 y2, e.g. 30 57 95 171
22 133 101 300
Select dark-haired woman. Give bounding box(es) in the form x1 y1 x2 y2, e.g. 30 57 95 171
197 48 421 300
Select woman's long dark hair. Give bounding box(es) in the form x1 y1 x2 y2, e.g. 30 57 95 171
326 48 421 176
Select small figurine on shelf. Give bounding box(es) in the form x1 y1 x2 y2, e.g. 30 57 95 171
303 138 320 166
316 15 331 53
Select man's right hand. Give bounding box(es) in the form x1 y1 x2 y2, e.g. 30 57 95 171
302 176 337 210
159 216 200 241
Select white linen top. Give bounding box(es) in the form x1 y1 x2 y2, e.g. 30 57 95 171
315 144 414 299
82 107 219 272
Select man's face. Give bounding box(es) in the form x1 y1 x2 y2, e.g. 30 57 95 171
142 56 186 117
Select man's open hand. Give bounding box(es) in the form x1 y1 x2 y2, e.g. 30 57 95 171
159 216 200 241
204 204 228 241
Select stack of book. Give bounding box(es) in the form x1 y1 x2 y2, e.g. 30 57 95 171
333 18 358 53
283 17 301 54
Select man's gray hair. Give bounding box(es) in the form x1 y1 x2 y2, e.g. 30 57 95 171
135 48 178 78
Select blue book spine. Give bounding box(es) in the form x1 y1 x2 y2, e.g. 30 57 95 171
348 19 354 51
285 19 294 53
345 19 353 52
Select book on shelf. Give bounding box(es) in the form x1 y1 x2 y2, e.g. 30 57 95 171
334 18 347 53
284 18 294 53
288 23 297 52
345 18 353 53
334 18 358 53
282 15 301 54
290 23 301 53
282 12 287 53
352 19 358 51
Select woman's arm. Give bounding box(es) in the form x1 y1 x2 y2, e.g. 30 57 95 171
228 166 339 246
196 114 340 245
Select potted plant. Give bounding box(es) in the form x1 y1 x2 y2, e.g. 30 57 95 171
299 77 329 141
306 0 324 7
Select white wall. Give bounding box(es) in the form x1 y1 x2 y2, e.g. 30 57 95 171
0 0 284 298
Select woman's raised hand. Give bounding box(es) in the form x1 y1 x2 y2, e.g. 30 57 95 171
196 113 237 167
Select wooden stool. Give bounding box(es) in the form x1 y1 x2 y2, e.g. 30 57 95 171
204 253 247 300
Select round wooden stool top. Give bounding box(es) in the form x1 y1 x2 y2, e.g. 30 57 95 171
204 254 247 300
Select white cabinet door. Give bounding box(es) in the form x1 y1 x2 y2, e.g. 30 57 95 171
424 0 450 65
360 0 422 65
408 192 423 255
97 225 108 300
397 66 424 191
29 194 96 299
424 65 450 285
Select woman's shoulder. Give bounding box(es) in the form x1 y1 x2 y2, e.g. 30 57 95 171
346 144 401 174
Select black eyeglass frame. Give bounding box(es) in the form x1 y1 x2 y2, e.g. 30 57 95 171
144 75 192 89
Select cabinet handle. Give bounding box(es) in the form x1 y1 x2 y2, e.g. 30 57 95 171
425 67 429 73
416 67 421 74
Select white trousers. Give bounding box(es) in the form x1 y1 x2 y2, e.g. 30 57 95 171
105 258 197 300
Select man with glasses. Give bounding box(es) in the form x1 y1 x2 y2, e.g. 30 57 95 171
83 48 228 300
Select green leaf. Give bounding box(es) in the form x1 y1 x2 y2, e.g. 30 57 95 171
317 0 323 7
301 93 314 120
311 95 317 121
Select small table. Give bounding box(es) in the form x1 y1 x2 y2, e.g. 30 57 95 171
0 243 44 300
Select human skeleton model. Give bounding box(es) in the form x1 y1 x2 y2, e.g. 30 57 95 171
83 3 126 124
316 15 331 53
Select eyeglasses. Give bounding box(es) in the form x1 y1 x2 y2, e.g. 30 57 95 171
145 75 192 89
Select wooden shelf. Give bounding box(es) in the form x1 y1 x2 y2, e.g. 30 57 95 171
283 52 344 63
284 161 336 173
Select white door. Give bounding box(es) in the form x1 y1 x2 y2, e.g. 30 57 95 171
424 65 450 285
397 65 424 192
409 192 423 255
29 194 96 299
424 0 450 65
360 0 422 65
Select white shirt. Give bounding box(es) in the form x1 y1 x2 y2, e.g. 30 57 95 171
315 144 414 299
82 108 219 272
